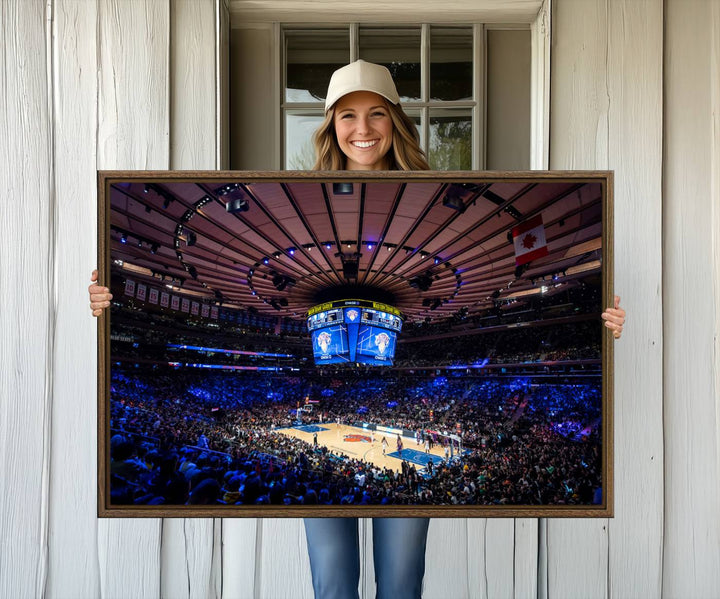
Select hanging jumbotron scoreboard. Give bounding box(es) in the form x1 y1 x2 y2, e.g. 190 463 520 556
306 299 403 366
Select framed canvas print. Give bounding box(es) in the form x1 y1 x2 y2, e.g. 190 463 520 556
97 170 614 518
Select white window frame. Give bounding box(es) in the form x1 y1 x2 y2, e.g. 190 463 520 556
230 0 551 171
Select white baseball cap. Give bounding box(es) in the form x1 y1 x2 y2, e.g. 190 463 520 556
324 60 400 112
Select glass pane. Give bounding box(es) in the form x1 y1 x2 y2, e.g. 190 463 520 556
429 109 472 170
430 27 473 101
286 30 350 103
359 28 421 102
403 109 423 149
285 112 325 170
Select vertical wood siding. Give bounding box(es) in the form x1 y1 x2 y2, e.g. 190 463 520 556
550 1 664 598
663 0 720 596
0 1 53 598
47 0 101 597
2 0 719 597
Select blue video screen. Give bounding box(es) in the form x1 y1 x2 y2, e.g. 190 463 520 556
311 325 350 364
355 325 397 365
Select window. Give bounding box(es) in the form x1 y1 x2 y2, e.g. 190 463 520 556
283 25 478 170
228 22 532 171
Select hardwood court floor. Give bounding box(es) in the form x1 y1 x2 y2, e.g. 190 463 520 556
276 422 449 473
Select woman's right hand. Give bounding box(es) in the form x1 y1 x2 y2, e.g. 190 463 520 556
89 269 113 317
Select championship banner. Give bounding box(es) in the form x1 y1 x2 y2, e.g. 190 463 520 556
181 298 190 313
201 304 210 318
148 287 159 305
136 283 147 302
171 295 180 310
210 306 218 319
124 279 136 297
512 214 548 266
191 301 199 316
160 291 170 308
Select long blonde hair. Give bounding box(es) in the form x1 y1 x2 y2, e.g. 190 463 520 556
312 100 430 171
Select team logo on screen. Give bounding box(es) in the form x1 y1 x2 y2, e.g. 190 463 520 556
343 434 371 443
374 332 390 355
346 309 359 322
317 331 331 353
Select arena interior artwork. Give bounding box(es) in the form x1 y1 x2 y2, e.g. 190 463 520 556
97 170 614 518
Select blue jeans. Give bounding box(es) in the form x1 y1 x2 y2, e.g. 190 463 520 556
304 517 430 599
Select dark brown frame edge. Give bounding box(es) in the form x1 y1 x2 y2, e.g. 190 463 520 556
97 170 614 518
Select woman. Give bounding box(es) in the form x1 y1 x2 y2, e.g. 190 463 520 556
302 60 432 599
89 60 626 599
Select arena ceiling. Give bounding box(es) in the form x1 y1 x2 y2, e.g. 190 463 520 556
107 173 606 323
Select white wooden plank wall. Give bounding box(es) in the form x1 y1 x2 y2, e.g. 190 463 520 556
550 1 664 598
0 1 53 598
3 0 720 598
47 0 101 597
663 1 720 596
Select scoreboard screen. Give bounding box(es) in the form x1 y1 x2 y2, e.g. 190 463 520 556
361 308 402 332
311 325 350 364
307 300 403 366
307 308 344 332
356 325 398 365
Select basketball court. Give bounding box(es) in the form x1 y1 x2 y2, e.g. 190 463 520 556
275 422 451 473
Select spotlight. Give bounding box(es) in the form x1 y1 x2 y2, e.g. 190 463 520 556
226 198 249 213
144 185 149 193
120 234 127 244
434 257 440 265
325 242 332 250
288 248 295 256
332 182 354 195
150 244 159 254
342 259 359 280
263 257 269 265
442 185 466 213
186 231 197 247
409 274 433 292
272 274 286 291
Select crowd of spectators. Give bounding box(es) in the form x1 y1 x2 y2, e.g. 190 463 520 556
109 367 602 507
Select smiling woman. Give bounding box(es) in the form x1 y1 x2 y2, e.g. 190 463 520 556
312 60 429 171
333 91 394 170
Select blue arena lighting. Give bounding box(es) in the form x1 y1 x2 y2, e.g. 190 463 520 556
176 363 281 371
167 343 294 358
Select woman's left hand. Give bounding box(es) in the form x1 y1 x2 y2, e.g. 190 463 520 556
601 295 625 339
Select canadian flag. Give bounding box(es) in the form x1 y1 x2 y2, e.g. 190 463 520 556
512 214 549 266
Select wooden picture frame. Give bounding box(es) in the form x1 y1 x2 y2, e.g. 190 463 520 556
98 170 614 518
